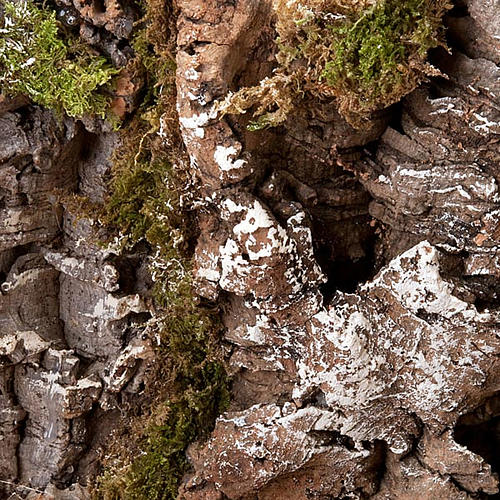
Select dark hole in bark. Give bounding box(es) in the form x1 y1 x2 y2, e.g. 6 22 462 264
301 387 329 409
79 130 99 162
387 101 405 135
468 276 500 312
93 0 106 14
444 22 469 58
11 154 33 173
0 243 35 277
116 37 130 51
458 275 500 313
415 309 441 323
314 388 327 408
445 0 469 18
78 404 131 481
319 252 377 296
309 429 356 450
315 220 378 299
427 47 453 74
454 394 500 497
112 255 139 294
16 192 29 206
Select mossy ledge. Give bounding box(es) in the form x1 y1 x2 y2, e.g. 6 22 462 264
0 0 118 118
93 0 230 499
216 0 451 129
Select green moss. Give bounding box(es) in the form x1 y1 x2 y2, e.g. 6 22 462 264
321 0 447 120
0 0 118 118
1 1 223 497
99 133 230 496
100 109 229 500
125 362 229 500
216 0 450 129
94 1 230 498
98 353 229 500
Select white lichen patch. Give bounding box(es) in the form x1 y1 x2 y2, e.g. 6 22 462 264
184 67 200 81
214 145 247 173
470 112 500 135
372 163 500 224
43 250 120 292
428 96 465 117
215 197 325 305
293 241 499 452
179 111 211 139
294 304 387 410
218 237 255 295
89 293 147 321
374 241 487 320
104 335 153 392
241 314 272 345
202 403 368 492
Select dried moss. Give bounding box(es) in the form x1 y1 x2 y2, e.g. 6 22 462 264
217 0 451 129
0 0 118 118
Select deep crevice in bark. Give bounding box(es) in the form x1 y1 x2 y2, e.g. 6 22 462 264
455 394 500 487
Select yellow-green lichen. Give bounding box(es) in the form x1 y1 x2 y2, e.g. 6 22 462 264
0 0 118 118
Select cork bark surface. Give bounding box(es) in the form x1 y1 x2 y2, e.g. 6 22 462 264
1 0 500 498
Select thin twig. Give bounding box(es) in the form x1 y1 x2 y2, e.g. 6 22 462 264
0 479 46 495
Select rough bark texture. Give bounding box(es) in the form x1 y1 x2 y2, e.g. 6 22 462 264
0 3 153 494
177 0 500 498
0 106 154 497
1 0 500 498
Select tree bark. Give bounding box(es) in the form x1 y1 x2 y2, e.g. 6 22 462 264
1 0 499 498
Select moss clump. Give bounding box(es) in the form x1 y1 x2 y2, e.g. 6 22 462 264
124 361 229 499
217 0 450 129
0 0 118 118
98 110 230 498
321 0 449 121
94 1 230 499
